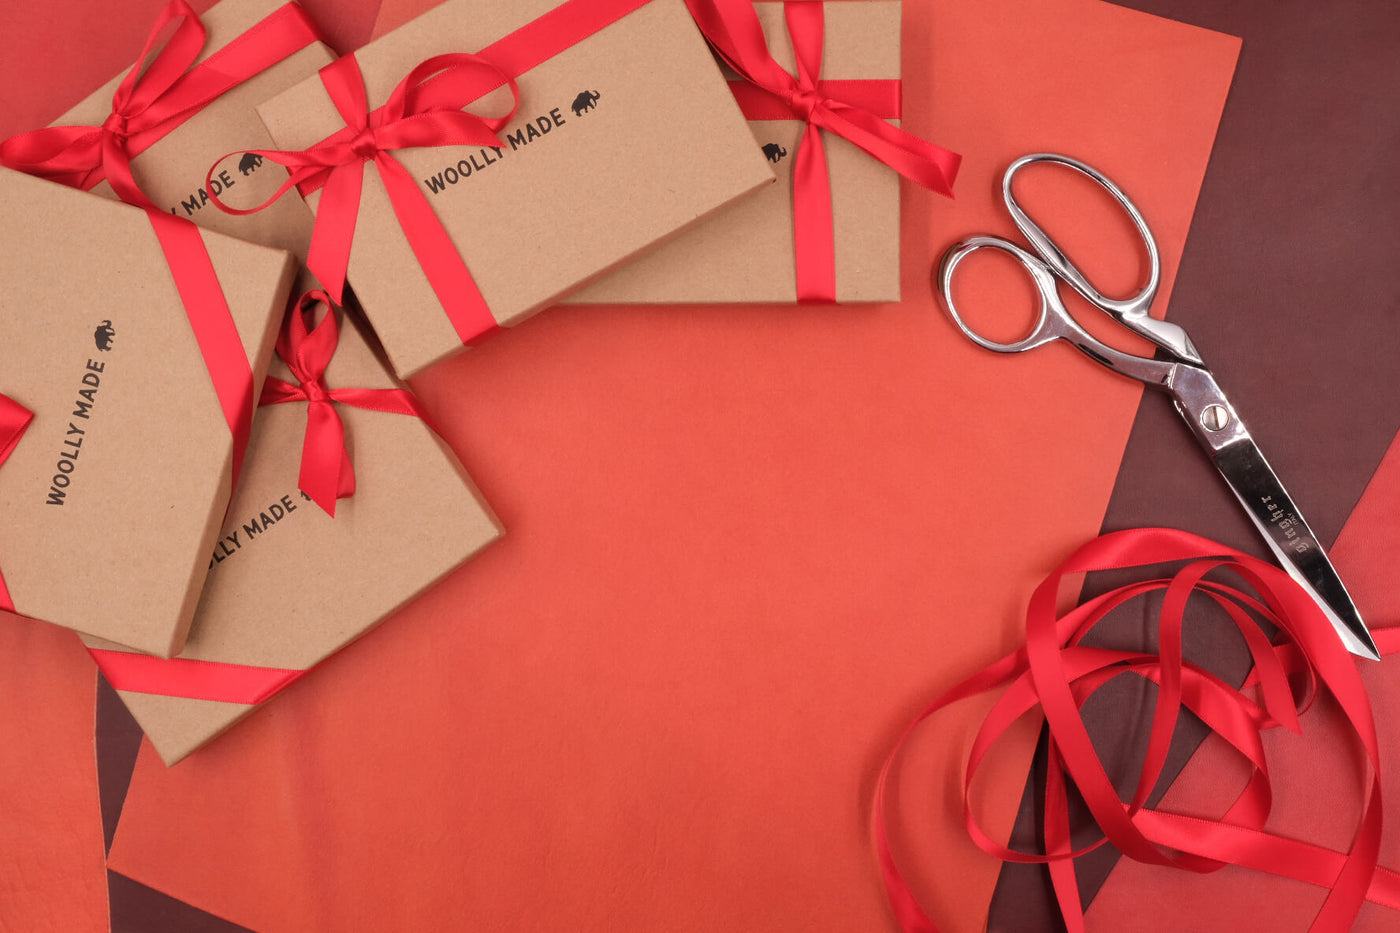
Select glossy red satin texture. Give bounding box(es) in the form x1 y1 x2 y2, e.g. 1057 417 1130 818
0 1 320 204
259 290 427 517
686 0 960 302
874 528 1400 933
0 394 34 614
88 649 305 706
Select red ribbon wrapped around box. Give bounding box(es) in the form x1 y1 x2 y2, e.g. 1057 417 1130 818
684 0 961 302
0 394 35 613
0 0 322 491
259 290 428 516
875 528 1400 933
89 290 433 703
208 0 655 348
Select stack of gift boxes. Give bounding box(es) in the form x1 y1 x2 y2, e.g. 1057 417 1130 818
0 0 958 764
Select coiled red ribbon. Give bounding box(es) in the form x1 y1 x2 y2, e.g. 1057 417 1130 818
875 528 1400 933
0 394 35 614
684 0 961 302
0 1 322 493
259 290 427 517
211 0 653 347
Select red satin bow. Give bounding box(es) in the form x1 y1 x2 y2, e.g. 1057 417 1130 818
210 54 519 346
259 290 427 517
0 1 319 209
0 394 34 613
875 528 1400 933
684 0 961 302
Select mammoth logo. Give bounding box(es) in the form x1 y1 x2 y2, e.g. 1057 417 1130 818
571 89 601 116
93 320 115 352
762 143 787 163
239 152 264 176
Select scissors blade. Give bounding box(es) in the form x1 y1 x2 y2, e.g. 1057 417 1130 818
1209 437 1379 660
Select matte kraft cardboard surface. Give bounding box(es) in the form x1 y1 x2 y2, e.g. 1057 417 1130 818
257 0 775 379
55 0 338 258
0 167 297 657
83 307 503 765
569 1 903 304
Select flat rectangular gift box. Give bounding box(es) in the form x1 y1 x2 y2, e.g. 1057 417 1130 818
53 0 338 258
82 302 503 765
568 0 905 304
0 166 297 657
256 0 775 379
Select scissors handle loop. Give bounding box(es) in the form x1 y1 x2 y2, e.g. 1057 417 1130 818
938 236 1064 353
1004 153 1163 325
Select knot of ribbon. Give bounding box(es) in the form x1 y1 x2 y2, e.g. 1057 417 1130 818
0 394 34 613
684 0 961 302
209 53 520 347
258 290 427 518
875 527 1400 933
0 1 320 208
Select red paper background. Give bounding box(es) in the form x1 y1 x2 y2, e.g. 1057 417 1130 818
0 0 1237 930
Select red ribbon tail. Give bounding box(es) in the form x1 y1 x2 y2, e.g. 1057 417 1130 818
306 160 366 305
301 400 349 517
791 124 836 303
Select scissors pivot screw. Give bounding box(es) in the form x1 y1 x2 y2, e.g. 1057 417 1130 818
1200 404 1231 432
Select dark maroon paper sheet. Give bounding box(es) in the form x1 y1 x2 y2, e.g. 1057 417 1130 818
986 1 1400 930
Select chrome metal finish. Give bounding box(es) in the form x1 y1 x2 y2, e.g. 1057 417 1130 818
936 152 1378 660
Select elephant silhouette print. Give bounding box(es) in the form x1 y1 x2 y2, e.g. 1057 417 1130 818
94 320 115 352
239 152 264 176
571 90 601 116
762 143 787 163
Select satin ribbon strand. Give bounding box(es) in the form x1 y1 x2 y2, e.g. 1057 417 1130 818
0 395 35 613
875 528 1393 933
258 291 426 516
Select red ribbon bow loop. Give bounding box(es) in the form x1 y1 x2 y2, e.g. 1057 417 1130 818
0 1 320 208
259 290 427 517
684 0 961 302
209 53 519 346
0 394 34 613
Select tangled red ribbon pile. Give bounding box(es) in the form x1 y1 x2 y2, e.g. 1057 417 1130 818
875 527 1400 932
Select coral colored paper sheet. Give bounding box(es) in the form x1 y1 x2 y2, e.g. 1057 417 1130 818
85 2 1238 932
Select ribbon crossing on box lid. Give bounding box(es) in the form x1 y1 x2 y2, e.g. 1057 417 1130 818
685 0 961 302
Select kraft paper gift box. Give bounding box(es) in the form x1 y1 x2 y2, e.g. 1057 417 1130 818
569 0 953 304
0 167 297 657
19 0 338 260
81 293 503 765
253 0 774 379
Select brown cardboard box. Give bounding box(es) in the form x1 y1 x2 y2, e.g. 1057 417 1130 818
568 1 903 304
53 0 338 258
82 300 503 765
0 167 297 657
256 0 774 379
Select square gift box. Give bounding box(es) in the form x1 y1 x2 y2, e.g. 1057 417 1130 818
0 166 297 657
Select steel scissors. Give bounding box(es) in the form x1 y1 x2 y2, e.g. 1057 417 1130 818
937 152 1378 660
